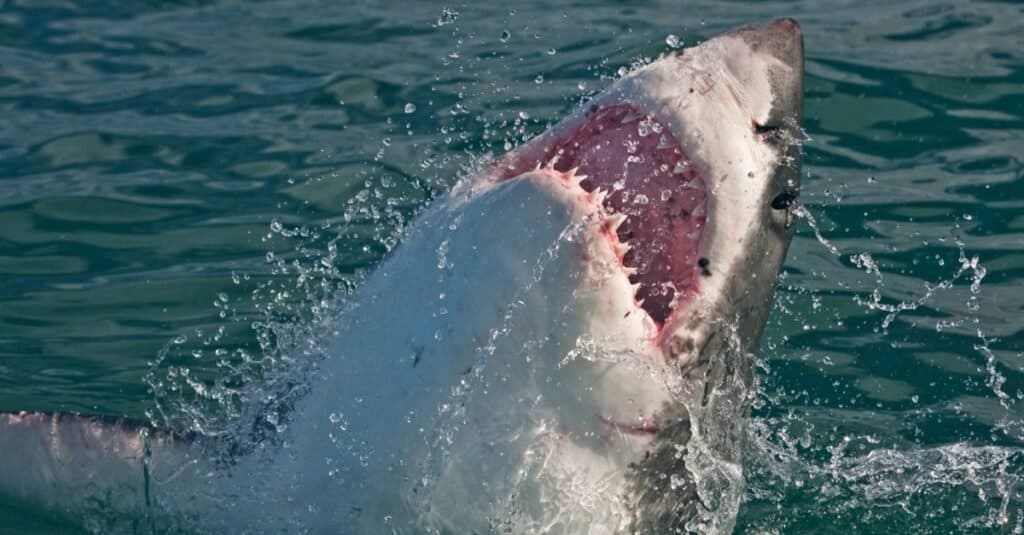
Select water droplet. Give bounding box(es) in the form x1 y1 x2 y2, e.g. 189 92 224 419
546 48 556 55
436 7 458 26
638 118 654 137
665 34 682 49
500 30 511 42
534 74 544 84
577 80 587 91
404 102 416 114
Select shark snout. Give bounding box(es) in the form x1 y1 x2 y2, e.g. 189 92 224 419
733 18 803 72
729 18 804 134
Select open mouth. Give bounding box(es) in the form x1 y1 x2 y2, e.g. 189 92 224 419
497 103 708 327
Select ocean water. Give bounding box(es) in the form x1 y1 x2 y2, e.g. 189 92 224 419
1 1 1022 533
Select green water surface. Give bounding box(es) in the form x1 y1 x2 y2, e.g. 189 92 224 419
1 1 1022 533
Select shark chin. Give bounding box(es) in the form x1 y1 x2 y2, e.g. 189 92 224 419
0 19 803 533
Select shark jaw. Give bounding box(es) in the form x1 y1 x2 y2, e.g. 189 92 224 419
413 18 804 531
0 19 803 534
485 19 804 531
493 18 804 370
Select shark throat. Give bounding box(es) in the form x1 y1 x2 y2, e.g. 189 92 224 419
499 103 708 326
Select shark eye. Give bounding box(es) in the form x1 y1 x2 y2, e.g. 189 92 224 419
770 191 798 210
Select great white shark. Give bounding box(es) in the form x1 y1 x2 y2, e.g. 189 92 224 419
0 19 803 533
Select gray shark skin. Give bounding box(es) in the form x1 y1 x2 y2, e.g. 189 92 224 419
0 19 803 534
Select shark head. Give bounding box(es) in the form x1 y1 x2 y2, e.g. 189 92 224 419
496 18 804 371
482 19 803 530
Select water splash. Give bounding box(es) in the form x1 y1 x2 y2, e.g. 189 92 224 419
757 201 1021 531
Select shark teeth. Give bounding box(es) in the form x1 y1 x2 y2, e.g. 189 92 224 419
605 212 628 231
497 100 710 326
619 109 644 124
565 167 588 185
545 153 566 170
